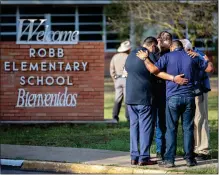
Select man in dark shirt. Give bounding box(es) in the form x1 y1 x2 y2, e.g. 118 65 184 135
151 31 172 159
125 37 188 166
136 40 214 167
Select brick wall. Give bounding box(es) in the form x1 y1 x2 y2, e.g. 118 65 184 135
0 42 104 121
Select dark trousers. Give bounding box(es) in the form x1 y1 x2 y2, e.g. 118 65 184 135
164 95 196 163
128 104 153 162
152 104 166 156
113 78 129 121
152 83 166 156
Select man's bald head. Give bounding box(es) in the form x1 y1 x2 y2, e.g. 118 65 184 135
170 40 183 51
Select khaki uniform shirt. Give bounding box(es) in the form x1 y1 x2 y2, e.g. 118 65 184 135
110 53 128 80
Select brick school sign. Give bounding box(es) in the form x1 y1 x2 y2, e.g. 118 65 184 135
0 19 104 122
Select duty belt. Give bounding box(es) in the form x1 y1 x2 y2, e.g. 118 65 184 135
115 75 127 79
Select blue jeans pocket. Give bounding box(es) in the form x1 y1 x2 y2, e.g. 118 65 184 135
168 97 180 109
185 97 195 110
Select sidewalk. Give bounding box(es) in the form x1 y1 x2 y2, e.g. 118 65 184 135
1 144 218 174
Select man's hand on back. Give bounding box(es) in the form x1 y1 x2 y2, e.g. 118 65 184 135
174 74 188 85
136 50 148 60
187 50 199 58
203 55 210 61
136 50 189 85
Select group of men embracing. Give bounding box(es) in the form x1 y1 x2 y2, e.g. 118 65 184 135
110 31 214 168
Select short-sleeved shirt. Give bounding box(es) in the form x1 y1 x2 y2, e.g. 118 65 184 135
125 47 152 105
155 48 208 99
110 53 128 79
193 48 211 92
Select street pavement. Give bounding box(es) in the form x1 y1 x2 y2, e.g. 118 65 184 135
1 166 60 174
1 144 217 172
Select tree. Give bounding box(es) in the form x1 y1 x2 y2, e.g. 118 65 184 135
105 0 218 47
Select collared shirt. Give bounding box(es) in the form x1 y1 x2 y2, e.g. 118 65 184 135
125 47 152 105
110 53 128 79
155 48 208 99
193 48 211 92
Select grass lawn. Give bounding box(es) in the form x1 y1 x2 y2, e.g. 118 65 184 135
1 79 218 164
104 78 218 158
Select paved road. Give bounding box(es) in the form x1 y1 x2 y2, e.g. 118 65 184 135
1 166 64 174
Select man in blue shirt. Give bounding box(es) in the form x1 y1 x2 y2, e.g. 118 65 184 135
180 39 212 160
125 37 189 166
136 40 214 167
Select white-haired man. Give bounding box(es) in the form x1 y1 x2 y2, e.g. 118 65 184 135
180 39 212 160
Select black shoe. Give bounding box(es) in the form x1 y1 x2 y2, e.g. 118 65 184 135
113 117 119 122
138 160 157 166
158 160 175 168
131 160 138 165
196 153 211 160
186 159 197 167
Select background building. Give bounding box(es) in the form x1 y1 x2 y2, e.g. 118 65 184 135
1 0 218 76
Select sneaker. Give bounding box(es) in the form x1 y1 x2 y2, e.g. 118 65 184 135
156 152 162 158
196 153 211 160
186 159 197 167
158 160 175 168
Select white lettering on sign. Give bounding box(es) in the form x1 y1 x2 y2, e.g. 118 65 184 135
16 87 78 108
5 61 88 72
19 76 73 86
4 44 91 108
16 19 79 45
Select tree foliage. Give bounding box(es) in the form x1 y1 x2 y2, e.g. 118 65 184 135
105 0 218 45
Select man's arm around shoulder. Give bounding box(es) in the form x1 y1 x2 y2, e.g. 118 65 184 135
136 50 188 85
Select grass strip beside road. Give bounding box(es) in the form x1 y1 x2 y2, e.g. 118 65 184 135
0 80 218 159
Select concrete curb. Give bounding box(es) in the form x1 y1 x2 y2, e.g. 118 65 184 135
21 160 185 174
1 159 24 167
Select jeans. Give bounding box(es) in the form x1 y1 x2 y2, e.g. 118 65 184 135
164 95 196 163
153 105 166 156
128 104 153 162
152 83 166 156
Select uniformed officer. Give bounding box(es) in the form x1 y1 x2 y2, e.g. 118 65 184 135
110 41 131 122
